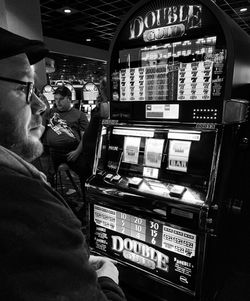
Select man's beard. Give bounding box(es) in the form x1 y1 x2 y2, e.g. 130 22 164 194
0 111 43 162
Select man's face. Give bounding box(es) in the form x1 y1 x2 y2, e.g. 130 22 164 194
0 54 46 162
54 94 71 111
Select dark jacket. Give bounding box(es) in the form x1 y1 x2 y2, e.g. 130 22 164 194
0 145 126 301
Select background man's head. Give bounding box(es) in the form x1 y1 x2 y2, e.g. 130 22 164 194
54 86 72 112
0 27 49 162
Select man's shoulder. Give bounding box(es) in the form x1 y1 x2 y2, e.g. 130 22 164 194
0 167 72 217
0 167 48 195
0 167 45 192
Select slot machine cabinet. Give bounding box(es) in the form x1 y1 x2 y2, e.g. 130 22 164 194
82 82 100 119
85 0 250 300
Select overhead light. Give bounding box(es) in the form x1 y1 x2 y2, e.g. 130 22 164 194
63 8 72 14
86 38 91 42
57 7 78 14
240 8 248 12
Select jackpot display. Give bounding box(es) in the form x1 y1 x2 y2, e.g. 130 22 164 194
86 0 250 300
118 37 217 103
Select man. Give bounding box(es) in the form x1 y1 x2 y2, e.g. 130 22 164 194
0 27 126 301
43 85 89 186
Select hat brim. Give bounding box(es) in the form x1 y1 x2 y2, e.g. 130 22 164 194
0 27 49 64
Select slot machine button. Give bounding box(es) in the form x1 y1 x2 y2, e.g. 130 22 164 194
112 174 121 182
169 185 187 198
104 173 113 181
128 177 143 188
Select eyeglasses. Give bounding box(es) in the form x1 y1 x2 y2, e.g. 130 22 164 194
0 76 35 104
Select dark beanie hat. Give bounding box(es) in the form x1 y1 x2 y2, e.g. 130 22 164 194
0 27 49 64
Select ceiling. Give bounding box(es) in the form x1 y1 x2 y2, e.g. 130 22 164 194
40 0 250 82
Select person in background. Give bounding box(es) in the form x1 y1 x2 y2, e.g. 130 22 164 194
43 85 89 187
0 27 126 301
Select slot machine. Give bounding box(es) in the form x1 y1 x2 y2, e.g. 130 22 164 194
85 0 250 300
82 82 100 119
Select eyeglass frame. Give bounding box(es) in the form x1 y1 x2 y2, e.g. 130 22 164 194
0 76 35 104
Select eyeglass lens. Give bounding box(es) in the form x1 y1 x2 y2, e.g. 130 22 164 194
27 83 34 104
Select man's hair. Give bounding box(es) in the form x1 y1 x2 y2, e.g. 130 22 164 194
0 27 49 64
54 86 72 98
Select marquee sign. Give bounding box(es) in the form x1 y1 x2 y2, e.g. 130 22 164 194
129 5 202 42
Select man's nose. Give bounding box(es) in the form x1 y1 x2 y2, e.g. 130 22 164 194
30 92 46 114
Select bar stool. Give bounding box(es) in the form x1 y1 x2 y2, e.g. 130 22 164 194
55 163 82 199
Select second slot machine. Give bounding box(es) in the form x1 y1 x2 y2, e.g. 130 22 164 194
85 0 250 300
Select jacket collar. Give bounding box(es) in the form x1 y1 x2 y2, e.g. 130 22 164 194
0 145 48 184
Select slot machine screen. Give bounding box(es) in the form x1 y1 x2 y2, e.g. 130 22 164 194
110 0 228 110
118 36 226 102
98 126 216 188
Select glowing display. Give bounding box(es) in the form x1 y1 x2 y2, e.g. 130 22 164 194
94 205 196 257
129 5 202 41
83 82 99 101
115 36 224 104
123 137 141 164
91 204 198 290
168 140 192 172
144 138 164 168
